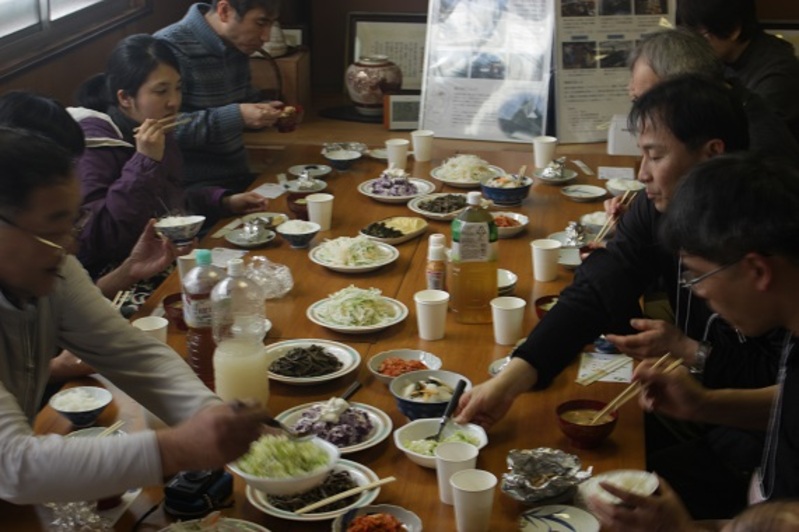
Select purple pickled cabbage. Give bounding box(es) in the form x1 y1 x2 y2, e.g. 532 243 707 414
293 405 374 447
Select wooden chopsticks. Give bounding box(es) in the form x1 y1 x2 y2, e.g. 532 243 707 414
588 353 683 425
294 476 396 515
97 420 125 437
576 355 632 386
593 190 638 243
132 116 191 133
111 290 131 310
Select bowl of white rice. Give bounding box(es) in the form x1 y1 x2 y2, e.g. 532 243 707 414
154 215 206 245
275 220 321 248
49 386 113 428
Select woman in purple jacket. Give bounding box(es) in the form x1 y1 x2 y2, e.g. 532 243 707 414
70 34 267 285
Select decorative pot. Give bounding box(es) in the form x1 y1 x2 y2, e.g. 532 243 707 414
345 55 403 116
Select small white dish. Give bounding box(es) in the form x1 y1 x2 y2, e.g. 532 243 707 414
224 228 276 248
561 185 606 202
332 504 423 532
284 178 327 193
393 418 488 469
578 469 659 506
288 164 333 178
548 231 583 270
308 240 400 273
492 211 529 238
498 268 518 295
307 296 408 334
534 168 578 185
266 339 361 385
430 164 505 188
357 177 436 204
360 216 428 245
366 148 388 160
606 178 645 197
520 504 600 532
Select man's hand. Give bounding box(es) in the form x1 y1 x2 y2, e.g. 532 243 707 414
605 319 697 361
635 359 707 421
224 192 269 214
240 102 282 129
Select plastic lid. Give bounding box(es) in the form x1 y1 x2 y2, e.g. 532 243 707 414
227 258 245 276
429 233 447 247
466 191 482 206
427 244 446 261
194 249 211 265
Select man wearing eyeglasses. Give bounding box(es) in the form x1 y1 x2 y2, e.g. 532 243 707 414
588 152 799 532
0 127 269 504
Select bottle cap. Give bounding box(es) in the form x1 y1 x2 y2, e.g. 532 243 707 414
429 233 447 247
427 244 446 261
227 258 245 276
466 191 482 206
194 249 211 265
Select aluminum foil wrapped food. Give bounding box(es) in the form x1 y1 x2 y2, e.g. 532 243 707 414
501 447 592 504
246 256 293 299
564 221 586 246
322 142 368 155
540 157 567 179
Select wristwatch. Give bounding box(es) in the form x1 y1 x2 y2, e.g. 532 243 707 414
690 341 712 374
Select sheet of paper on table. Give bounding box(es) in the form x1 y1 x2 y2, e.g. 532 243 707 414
578 352 633 383
598 167 635 181
251 182 286 199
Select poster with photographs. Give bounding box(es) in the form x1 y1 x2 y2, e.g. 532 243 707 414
419 0 555 143
556 0 676 142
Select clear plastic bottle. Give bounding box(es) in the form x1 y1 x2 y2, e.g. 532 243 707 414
181 249 223 390
211 259 271 407
449 191 498 323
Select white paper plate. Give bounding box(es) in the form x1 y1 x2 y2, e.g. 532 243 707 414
245 460 380 522
288 164 333 178
308 241 400 273
560 185 606 202
360 217 428 245
430 164 505 188
267 339 361 385
159 517 270 531
519 505 599 532
534 168 578 185
407 193 485 221
578 469 659 506
357 178 436 204
275 402 392 454
224 228 276 248
307 296 408 334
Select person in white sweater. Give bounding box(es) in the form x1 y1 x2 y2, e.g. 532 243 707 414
0 126 268 504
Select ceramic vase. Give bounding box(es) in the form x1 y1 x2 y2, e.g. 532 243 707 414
345 55 403 116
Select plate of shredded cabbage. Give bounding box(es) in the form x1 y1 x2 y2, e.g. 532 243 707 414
245 460 380 522
357 175 436 204
276 401 392 454
431 154 505 188
307 285 408 334
308 236 399 273
266 339 361 385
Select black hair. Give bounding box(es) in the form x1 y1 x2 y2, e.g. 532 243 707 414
76 33 180 112
628 74 749 153
661 152 799 264
0 127 74 216
677 0 760 42
0 91 85 157
212 0 281 18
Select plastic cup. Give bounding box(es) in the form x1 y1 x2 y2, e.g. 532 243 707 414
450 469 497 532
385 138 410 170
414 289 449 340
176 251 196 283
531 239 562 282
435 442 479 505
411 130 435 162
131 316 169 343
305 193 334 231
490 296 527 345
533 135 558 168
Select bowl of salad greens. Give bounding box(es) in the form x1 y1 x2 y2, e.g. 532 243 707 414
393 417 488 468
228 434 340 495
307 285 408 334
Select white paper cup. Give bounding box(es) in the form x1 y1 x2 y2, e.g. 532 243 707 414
414 289 449 340
132 316 169 343
411 130 435 162
385 138 410 170
436 442 479 505
490 296 527 345
450 469 497 532
305 193 334 231
533 135 558 168
531 239 562 282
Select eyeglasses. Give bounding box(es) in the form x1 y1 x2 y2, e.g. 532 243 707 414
679 261 738 289
0 208 91 252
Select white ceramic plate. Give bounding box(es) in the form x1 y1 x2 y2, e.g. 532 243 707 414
366 148 388 160
331 504 423 532
288 164 333 178
284 179 327 193
534 168 578 185
357 177 436 204
308 241 400 273
275 402 392 455
407 193 489 221
224 228 276 248
267 339 361 385
519 505 599 532
578 469 659 506
547 231 583 270
430 164 505 188
158 517 270 531
307 296 408 334
245 460 380 522
561 185 606 202
492 211 529 238
360 217 428 245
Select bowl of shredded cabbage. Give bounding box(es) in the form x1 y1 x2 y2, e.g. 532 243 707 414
307 285 408 334
393 417 487 468
228 434 340 495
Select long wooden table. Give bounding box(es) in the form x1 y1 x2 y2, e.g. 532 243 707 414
19 143 642 531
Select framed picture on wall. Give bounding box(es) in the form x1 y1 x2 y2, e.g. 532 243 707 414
762 21 799 57
347 12 428 91
383 93 421 130
281 25 307 48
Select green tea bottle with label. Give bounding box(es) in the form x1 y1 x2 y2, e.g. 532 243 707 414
449 191 498 323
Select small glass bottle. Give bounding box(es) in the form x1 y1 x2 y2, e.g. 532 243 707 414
426 244 447 290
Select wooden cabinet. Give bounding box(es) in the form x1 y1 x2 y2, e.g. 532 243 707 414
250 48 311 110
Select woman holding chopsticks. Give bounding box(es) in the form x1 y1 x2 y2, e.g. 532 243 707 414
68 34 268 307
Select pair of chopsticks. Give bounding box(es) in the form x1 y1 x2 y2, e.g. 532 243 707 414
294 476 396 515
576 355 632 386
132 116 191 133
588 353 683 425
111 290 131 310
97 420 125 437
593 190 638 243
